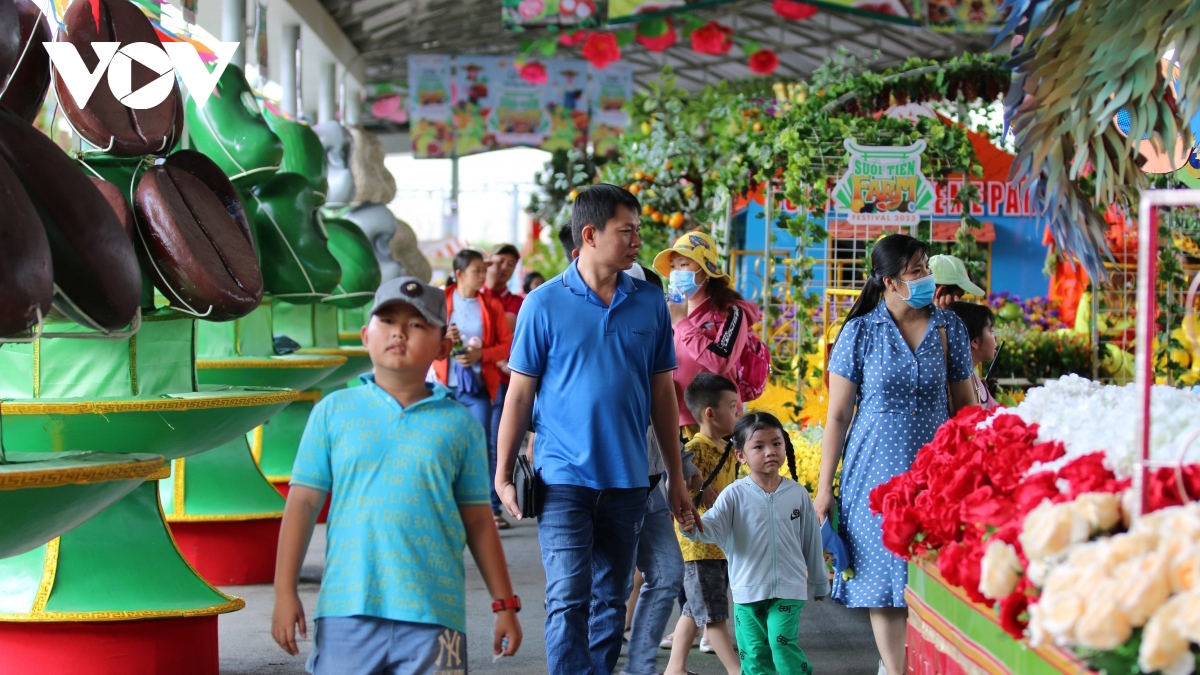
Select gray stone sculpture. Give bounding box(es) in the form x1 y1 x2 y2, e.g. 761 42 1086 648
345 203 431 284
313 121 356 206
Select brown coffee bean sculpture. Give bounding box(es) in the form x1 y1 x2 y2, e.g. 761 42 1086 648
0 128 51 337
54 0 182 156
0 0 51 123
134 155 264 321
0 106 141 332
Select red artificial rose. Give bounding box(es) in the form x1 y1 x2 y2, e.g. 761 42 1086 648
518 61 549 85
690 21 733 55
748 49 779 75
998 581 1032 640
636 18 676 52
559 30 590 47
960 486 1017 528
581 32 620 69
1146 465 1200 511
937 541 969 590
881 506 921 558
1057 452 1127 497
772 0 818 20
1013 472 1061 516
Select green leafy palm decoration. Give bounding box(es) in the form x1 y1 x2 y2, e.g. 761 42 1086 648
998 0 1200 276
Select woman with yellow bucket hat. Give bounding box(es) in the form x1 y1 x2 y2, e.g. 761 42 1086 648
653 231 764 431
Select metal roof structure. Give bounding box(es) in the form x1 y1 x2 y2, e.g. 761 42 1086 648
318 0 994 90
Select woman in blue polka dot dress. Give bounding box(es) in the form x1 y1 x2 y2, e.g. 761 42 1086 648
813 234 977 675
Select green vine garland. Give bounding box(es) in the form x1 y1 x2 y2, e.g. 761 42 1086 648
526 53 1011 402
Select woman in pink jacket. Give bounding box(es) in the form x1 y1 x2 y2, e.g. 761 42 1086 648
653 231 762 432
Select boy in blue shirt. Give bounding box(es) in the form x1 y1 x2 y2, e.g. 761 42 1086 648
272 277 522 674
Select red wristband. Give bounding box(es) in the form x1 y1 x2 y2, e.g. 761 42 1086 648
492 595 521 613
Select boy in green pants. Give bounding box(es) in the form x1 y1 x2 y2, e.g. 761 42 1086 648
680 412 829 674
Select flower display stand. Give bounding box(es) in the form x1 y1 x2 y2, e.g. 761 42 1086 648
0 313 295 675
0 452 164 559
256 304 372 523
178 305 345 585
905 561 1092 675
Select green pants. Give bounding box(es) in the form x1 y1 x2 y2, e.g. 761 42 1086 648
733 599 812 675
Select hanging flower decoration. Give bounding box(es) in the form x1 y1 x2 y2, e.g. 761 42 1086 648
748 49 780 75
581 31 621 69
558 30 590 47
690 21 733 56
772 0 818 21
635 17 677 53
517 60 549 85
517 0 545 20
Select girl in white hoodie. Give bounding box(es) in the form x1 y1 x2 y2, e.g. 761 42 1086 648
680 413 829 675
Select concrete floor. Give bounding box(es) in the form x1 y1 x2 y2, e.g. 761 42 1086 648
218 517 880 674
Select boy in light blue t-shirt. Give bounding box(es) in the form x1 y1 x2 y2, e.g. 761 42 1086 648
272 277 522 675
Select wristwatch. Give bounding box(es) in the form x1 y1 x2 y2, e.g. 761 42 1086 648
492 595 521 613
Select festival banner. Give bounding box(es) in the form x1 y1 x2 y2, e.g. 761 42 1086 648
589 62 634 157
831 140 936 225
408 55 631 158
453 56 589 156
502 0 606 29
408 55 453 158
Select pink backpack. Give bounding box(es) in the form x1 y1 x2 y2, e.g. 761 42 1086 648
709 304 771 402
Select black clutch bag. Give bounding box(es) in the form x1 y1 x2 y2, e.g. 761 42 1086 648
513 454 543 520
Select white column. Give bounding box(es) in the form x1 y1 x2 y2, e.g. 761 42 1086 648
221 0 246 70
280 24 300 117
318 63 336 123
343 83 361 125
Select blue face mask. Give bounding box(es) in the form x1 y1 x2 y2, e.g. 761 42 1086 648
901 273 936 309
669 270 702 297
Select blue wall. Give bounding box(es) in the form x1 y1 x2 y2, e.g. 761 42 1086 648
731 197 1050 300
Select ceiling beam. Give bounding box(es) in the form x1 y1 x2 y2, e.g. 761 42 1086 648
278 0 367 86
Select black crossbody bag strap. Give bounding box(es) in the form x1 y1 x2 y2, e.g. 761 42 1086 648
692 438 735 508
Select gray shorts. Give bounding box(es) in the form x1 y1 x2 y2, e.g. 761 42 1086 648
681 559 730 626
307 616 468 675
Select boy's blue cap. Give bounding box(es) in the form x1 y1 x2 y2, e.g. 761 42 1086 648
822 519 850 575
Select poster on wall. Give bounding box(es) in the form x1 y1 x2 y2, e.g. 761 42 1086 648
589 62 633 157
831 139 936 225
502 0 606 29
408 55 453 158
408 55 630 158
453 56 589 156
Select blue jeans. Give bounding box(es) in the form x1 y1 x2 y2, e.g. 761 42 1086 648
487 383 507 513
307 617 466 675
623 480 685 675
451 384 494 499
539 484 646 675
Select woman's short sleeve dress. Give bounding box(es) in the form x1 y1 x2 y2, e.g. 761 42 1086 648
826 303 973 608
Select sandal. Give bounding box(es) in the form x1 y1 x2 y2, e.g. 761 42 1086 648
493 513 511 530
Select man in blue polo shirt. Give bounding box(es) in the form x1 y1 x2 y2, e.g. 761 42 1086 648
495 183 698 674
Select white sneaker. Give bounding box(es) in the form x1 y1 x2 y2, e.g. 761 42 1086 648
699 636 713 653
878 660 887 675
659 634 702 650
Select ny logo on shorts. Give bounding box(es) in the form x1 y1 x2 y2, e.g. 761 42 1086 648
436 629 463 668
778 604 796 614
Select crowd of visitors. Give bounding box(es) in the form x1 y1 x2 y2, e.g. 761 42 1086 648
270 183 993 675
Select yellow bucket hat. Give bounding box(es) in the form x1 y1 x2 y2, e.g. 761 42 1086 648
652 231 726 279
